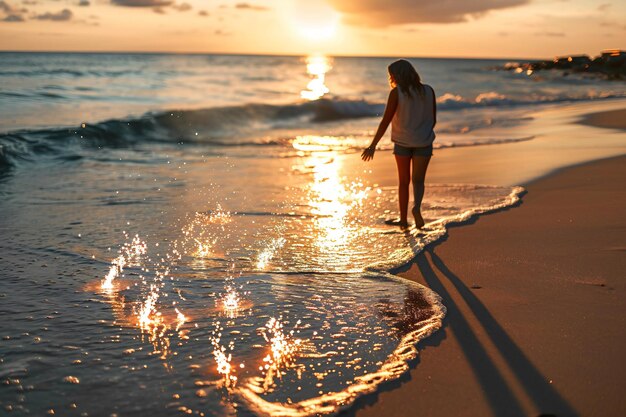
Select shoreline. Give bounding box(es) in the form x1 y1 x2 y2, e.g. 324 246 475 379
1 91 624 415
348 109 626 416
578 108 626 131
354 99 626 191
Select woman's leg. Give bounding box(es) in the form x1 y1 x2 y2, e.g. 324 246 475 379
394 155 412 225
411 155 431 228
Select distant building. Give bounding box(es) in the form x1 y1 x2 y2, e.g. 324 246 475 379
567 55 591 65
553 54 591 68
505 49 624 79
601 49 626 64
601 49 626 59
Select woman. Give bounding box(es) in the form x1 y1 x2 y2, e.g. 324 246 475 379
361 59 436 229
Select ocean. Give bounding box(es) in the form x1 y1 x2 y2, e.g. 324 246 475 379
0 52 622 416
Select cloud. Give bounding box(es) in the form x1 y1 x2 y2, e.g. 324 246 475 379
597 3 611 11
111 0 172 7
0 0 24 13
0 0 11 13
0 0 28 21
327 0 528 26
534 31 565 37
34 8 73 21
111 0 196 15
2 13 23 21
171 2 191 12
235 3 269 11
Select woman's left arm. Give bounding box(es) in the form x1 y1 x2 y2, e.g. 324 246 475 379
431 86 437 128
362 88 398 161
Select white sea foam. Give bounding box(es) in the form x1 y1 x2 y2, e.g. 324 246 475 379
229 184 524 416
238 273 446 417
88 178 523 417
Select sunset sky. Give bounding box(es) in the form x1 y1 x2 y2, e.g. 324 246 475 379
0 0 624 59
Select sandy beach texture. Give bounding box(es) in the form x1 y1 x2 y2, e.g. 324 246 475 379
347 111 626 416
579 108 626 131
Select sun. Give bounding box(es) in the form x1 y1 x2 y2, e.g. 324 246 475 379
288 0 341 41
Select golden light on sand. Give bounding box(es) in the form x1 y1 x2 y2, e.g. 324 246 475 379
289 1 340 41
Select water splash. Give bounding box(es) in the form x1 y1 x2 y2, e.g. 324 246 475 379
211 322 238 389
258 317 302 392
135 285 172 359
175 308 187 332
87 181 525 416
101 234 147 290
256 237 286 270
222 288 240 311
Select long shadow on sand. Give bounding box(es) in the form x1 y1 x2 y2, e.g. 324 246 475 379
343 246 577 417
423 249 576 416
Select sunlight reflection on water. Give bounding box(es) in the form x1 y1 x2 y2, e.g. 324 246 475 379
301 55 332 101
0 130 522 416
75 142 523 416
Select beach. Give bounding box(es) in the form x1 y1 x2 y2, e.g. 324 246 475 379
351 114 626 417
1 52 625 416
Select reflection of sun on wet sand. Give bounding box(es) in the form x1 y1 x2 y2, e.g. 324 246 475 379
76 124 541 417
77 143 528 417
353 112 626 417
238 278 445 417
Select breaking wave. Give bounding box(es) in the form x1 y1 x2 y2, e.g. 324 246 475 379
2 90 624 173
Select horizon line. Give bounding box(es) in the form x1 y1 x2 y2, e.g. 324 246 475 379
0 49 548 62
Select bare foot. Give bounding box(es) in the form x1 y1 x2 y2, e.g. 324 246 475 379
412 208 425 229
385 218 409 229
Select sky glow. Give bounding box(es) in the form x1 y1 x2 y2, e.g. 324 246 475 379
0 0 623 58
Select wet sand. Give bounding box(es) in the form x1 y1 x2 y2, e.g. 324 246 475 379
579 108 626 131
345 109 626 416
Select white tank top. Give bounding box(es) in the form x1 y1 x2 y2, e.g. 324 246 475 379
391 84 436 148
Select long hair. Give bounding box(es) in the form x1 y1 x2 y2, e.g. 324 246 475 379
388 59 424 97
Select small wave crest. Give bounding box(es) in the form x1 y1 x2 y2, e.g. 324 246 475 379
0 68 137 77
1 90 623 173
234 184 525 416
0 99 383 172
437 90 626 109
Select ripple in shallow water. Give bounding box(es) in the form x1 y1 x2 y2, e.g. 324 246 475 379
78 182 519 416
0 151 522 416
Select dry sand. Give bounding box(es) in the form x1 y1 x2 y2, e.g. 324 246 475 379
344 111 626 416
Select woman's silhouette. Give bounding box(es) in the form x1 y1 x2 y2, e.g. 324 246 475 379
362 59 436 229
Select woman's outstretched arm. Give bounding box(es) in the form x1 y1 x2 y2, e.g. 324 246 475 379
361 87 398 161
431 86 437 128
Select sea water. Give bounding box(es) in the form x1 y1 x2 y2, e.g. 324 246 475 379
0 52 619 416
